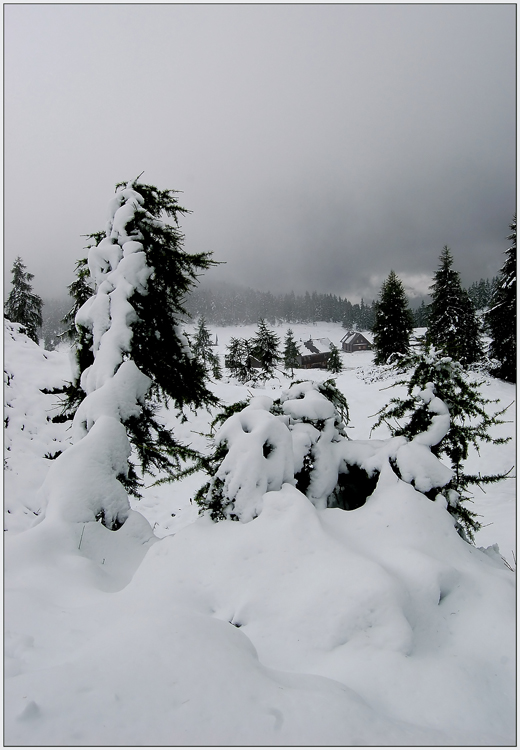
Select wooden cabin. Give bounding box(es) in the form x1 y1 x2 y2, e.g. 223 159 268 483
298 338 333 369
340 331 372 352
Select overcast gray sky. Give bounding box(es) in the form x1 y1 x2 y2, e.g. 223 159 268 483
4 4 516 304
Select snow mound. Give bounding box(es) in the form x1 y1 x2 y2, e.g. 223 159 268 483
4 479 515 745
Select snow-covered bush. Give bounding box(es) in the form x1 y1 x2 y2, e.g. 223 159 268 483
196 376 466 532
196 380 347 521
372 347 512 540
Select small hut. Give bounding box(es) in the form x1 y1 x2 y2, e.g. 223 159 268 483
298 338 333 369
340 331 372 352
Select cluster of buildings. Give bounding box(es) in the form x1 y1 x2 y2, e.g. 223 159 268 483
298 331 372 369
223 330 374 372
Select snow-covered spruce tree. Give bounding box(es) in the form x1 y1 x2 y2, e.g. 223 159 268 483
5 257 43 344
426 246 483 366
193 317 221 380
372 270 414 365
371 347 512 541
41 179 218 529
487 215 516 382
283 328 301 377
326 343 343 373
250 319 281 380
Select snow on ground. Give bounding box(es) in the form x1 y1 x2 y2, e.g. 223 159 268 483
4 321 516 746
4 322 73 533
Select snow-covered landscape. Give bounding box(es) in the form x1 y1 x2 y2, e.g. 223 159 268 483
4 318 516 746
4 4 516 745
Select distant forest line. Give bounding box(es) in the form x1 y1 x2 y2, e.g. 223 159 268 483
183 278 496 328
40 277 496 351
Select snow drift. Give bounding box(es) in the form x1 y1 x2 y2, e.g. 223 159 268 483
5 475 515 745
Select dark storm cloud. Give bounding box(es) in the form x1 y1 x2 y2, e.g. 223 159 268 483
4 4 515 305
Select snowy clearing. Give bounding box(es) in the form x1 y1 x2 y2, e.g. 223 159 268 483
4 321 516 746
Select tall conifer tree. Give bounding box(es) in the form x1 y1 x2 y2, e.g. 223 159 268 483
283 329 301 377
487 216 516 382
250 319 280 379
5 257 43 344
326 343 343 373
372 270 414 365
226 337 256 383
67 178 219 500
193 317 221 380
426 246 483 365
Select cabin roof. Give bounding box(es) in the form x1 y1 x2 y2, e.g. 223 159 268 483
340 331 373 345
302 337 332 355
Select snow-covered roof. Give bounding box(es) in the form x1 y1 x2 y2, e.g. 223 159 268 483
340 331 373 345
303 337 332 355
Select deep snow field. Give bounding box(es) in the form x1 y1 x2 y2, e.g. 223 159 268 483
4 320 516 746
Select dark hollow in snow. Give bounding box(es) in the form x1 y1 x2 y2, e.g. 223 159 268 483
329 465 379 511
